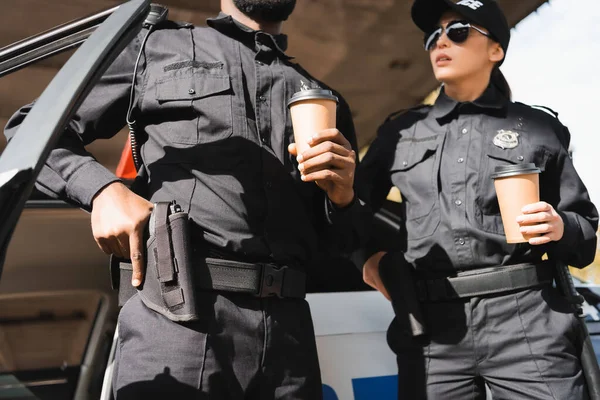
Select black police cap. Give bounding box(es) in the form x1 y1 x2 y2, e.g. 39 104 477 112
411 0 510 58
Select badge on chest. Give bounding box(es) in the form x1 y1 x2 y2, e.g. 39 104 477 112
493 130 520 150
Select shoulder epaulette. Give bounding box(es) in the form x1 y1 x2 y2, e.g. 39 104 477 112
530 104 559 119
385 104 431 123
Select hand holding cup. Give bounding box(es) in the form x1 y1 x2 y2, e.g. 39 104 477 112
288 129 356 207
287 85 356 207
491 163 541 243
516 202 565 245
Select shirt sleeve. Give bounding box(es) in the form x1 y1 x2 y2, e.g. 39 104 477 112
547 124 599 268
351 121 397 268
319 94 372 254
3 33 143 211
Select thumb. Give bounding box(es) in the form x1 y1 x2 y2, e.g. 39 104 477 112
288 143 298 157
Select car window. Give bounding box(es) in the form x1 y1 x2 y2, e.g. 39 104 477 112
0 292 107 399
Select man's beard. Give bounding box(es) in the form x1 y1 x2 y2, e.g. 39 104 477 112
232 0 296 22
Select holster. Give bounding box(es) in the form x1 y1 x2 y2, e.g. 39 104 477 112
110 201 198 322
378 251 427 337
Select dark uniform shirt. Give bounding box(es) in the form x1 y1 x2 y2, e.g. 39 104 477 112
4 13 368 270
358 84 598 272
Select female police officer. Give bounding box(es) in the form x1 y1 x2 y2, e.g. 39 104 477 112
357 0 599 398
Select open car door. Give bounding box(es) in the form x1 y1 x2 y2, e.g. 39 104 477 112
0 0 150 279
0 1 149 399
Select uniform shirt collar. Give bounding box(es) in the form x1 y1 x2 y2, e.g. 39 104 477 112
432 83 508 122
207 12 292 59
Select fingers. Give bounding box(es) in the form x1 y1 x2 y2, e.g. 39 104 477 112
362 252 391 301
296 140 355 185
517 202 564 244
95 237 114 255
129 228 145 287
521 202 551 214
363 270 377 290
299 151 354 177
516 211 553 226
93 230 130 258
308 128 351 149
297 138 353 164
117 233 131 258
520 223 551 236
528 235 553 246
300 168 345 184
363 267 390 300
520 223 563 244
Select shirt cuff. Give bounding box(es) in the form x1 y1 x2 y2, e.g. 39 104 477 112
325 195 361 225
65 161 121 211
556 210 581 249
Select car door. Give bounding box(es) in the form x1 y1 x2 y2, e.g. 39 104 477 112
0 2 149 399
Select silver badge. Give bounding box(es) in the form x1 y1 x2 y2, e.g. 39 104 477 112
300 80 311 91
493 130 519 149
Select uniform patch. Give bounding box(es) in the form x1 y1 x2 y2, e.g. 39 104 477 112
456 0 484 10
493 130 519 149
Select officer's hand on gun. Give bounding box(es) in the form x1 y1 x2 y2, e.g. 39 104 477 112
91 182 154 287
517 201 565 245
288 128 356 208
363 251 391 301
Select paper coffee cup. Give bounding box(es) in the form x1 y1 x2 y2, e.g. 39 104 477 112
491 163 541 243
287 88 338 155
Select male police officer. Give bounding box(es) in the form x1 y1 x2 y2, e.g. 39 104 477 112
5 1 367 398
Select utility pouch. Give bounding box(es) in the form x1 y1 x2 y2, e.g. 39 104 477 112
110 201 198 322
379 251 427 337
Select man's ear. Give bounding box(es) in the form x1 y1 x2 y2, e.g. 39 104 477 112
489 42 505 64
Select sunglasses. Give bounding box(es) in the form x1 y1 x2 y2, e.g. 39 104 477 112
424 20 491 51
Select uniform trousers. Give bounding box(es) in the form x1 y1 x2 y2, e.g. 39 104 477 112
112 291 322 400
389 286 588 399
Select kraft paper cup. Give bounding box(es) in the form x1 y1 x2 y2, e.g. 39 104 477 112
491 163 541 243
287 88 338 155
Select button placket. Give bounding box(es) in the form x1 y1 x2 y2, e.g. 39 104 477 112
254 52 273 147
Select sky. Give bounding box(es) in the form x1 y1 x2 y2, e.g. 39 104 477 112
501 0 600 208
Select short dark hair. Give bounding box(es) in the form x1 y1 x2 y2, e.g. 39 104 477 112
232 0 297 22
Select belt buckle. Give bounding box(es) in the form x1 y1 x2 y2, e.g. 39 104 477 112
257 263 286 298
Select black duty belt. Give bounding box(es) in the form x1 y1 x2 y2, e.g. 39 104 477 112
416 261 555 302
114 257 306 305
196 257 306 299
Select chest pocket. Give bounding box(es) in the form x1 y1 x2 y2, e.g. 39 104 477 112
391 139 441 240
476 141 550 234
149 63 233 145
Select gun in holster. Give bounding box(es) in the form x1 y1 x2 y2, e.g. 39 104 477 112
378 251 427 337
110 201 199 322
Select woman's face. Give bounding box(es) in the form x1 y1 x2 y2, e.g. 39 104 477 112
428 11 503 85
